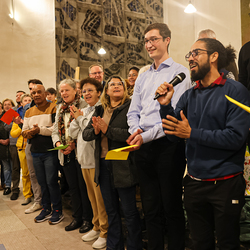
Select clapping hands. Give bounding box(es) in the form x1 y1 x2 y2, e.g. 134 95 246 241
92 116 108 135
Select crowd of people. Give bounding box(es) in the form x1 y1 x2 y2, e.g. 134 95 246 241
0 22 250 250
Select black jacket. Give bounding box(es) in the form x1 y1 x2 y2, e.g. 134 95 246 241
0 120 10 160
82 99 137 188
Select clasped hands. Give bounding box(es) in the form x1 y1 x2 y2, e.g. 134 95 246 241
126 129 143 151
56 141 76 155
0 139 10 145
92 116 108 135
22 124 40 139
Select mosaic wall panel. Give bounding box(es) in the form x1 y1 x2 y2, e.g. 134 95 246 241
55 0 163 83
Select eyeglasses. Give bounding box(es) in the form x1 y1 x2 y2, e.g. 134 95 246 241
90 71 103 75
82 88 95 94
144 37 163 45
185 49 211 61
108 82 123 87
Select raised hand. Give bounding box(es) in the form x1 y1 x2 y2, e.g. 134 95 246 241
155 82 175 106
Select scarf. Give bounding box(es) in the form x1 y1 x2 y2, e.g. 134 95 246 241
58 96 80 145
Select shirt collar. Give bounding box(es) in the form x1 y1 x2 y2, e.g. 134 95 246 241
149 57 174 71
194 72 226 90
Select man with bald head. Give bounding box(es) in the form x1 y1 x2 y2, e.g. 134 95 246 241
22 85 63 225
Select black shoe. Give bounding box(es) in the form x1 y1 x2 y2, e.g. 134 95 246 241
65 219 83 231
3 187 11 195
79 221 93 234
10 192 19 200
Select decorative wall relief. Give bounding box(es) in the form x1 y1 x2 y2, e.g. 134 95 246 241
55 0 163 83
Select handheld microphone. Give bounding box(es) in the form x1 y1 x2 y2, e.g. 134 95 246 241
154 72 186 100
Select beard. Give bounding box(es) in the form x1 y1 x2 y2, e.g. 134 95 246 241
190 58 211 82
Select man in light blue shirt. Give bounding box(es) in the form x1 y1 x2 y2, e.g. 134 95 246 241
127 23 192 250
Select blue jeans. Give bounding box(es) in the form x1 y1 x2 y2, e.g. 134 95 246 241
32 151 62 211
2 159 12 188
99 158 142 250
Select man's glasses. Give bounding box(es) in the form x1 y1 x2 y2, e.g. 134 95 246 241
82 88 94 94
144 37 163 45
90 71 103 75
185 49 211 61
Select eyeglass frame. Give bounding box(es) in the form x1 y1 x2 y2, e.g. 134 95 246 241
185 48 212 61
144 37 166 45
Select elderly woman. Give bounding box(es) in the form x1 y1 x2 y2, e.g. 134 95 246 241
69 77 108 249
83 76 142 250
52 79 93 233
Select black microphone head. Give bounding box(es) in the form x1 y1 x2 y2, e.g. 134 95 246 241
179 73 186 81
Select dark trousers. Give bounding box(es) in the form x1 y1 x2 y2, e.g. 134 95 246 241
32 151 62 211
184 174 245 250
135 138 186 250
0 161 4 186
63 151 92 222
9 145 20 194
99 158 142 250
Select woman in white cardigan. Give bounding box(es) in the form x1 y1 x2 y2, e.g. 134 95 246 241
69 77 108 249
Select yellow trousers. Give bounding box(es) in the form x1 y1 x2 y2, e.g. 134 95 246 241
18 149 33 198
82 168 108 238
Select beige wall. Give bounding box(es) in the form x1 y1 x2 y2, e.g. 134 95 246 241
164 0 241 69
0 0 56 105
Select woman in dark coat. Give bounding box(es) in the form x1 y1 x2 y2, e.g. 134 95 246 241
83 75 142 250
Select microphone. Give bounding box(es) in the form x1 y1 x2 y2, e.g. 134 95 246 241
154 72 186 100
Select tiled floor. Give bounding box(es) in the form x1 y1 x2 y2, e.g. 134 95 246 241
0 191 95 250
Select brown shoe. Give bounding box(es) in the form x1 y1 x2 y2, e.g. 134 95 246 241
0 184 5 191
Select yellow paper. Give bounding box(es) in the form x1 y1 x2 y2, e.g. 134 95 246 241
105 145 138 160
225 95 250 113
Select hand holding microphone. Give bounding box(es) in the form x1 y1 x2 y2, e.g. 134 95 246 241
154 73 186 100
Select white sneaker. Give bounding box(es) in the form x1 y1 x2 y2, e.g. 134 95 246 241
82 230 100 242
25 202 43 214
92 237 107 249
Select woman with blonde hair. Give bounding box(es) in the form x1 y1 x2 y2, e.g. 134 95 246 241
83 75 142 250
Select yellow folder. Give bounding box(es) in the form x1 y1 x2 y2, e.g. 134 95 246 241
105 145 138 160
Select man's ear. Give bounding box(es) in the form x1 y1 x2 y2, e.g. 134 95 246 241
210 52 219 63
164 37 170 47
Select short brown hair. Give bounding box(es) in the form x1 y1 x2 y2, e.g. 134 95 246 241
46 87 57 96
2 98 15 107
144 23 171 39
144 23 171 51
20 94 32 103
80 77 103 93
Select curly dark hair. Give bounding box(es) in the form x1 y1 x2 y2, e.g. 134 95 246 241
80 77 103 93
198 38 236 71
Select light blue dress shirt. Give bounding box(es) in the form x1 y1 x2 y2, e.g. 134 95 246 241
127 57 192 144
